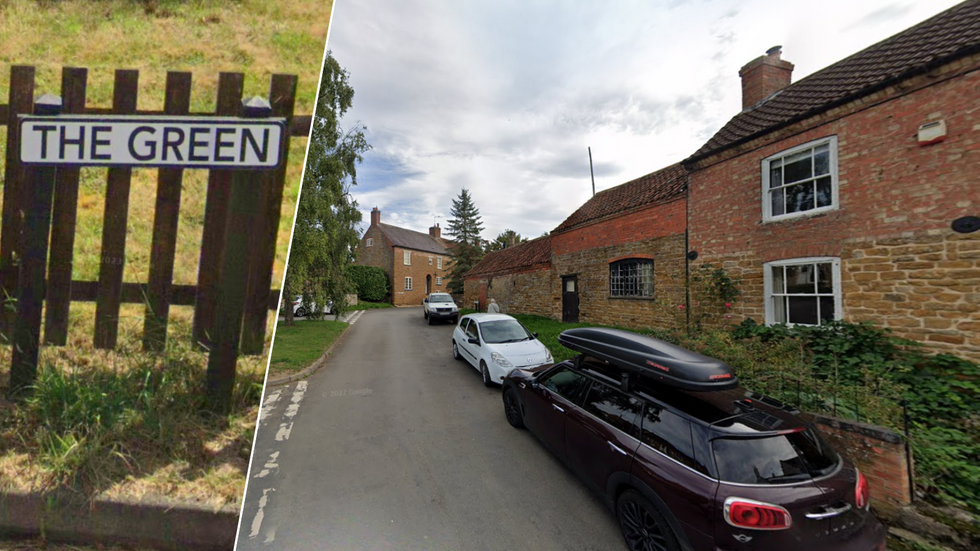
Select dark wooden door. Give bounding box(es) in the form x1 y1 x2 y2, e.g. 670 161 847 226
562 275 579 323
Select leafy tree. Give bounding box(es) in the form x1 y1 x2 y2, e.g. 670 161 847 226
446 188 484 295
485 229 528 253
283 52 370 324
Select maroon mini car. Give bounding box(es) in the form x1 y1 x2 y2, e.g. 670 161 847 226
501 328 886 551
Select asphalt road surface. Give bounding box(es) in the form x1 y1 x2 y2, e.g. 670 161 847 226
237 307 625 551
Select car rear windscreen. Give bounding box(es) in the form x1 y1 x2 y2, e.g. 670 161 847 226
712 428 839 484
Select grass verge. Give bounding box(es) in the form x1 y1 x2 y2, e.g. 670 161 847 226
267 320 347 378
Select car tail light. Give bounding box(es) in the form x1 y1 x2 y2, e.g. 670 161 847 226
855 469 870 510
724 497 792 530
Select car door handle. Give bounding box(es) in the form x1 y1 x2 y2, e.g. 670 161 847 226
552 404 565 413
805 503 852 520
608 441 628 456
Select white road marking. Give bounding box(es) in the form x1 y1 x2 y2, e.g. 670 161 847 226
347 310 364 325
259 389 282 426
275 422 293 441
284 380 307 419
254 451 280 479
249 487 275 539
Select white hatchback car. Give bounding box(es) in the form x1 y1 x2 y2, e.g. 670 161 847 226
452 313 553 386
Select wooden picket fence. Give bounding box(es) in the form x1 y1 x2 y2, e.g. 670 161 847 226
0 65 310 408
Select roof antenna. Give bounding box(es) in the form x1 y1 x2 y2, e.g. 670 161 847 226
588 146 596 197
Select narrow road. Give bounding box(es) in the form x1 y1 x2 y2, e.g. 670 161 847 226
237 307 624 550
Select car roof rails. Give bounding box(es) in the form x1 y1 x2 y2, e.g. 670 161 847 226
559 327 738 391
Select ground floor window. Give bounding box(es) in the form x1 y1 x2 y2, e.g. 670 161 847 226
436 277 442 286
764 257 841 326
405 277 413 291
609 258 654 298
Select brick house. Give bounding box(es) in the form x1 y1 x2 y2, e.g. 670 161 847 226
465 164 688 327
684 1 980 362
356 207 452 306
465 1 980 362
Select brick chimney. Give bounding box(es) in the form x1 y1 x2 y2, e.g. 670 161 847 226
739 46 794 110
429 223 441 239
371 207 381 226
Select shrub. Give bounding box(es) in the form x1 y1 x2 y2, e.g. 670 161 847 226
346 265 388 302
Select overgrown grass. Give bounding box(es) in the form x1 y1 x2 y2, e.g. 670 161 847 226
267 320 347 377
0 309 266 507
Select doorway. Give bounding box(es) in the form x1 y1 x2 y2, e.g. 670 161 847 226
562 275 579 323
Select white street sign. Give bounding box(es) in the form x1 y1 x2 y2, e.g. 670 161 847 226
19 115 285 168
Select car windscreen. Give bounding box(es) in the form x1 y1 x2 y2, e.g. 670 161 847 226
712 428 839 484
429 295 454 303
479 320 533 344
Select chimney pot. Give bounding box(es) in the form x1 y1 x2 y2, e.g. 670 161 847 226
429 223 441 239
371 207 381 226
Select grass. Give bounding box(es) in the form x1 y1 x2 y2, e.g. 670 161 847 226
511 314 653 364
349 301 393 311
267 320 347 377
0 0 333 509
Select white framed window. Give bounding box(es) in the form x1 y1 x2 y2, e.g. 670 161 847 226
764 257 841 326
404 277 413 291
403 250 411 265
436 277 442 286
437 257 443 269
428 256 433 265
609 259 654 298
366 237 373 247
762 136 838 222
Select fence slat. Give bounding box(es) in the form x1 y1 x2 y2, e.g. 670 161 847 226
0 66 35 341
192 72 244 347
44 67 88 346
94 70 139 349
240 74 297 355
143 72 192 352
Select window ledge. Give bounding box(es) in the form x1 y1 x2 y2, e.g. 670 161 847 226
763 205 840 225
607 295 657 301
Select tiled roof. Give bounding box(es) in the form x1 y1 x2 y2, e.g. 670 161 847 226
466 236 552 279
377 223 448 255
552 163 688 234
688 0 980 162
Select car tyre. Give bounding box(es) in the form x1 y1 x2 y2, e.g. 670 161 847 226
424 309 428 319
502 388 524 429
616 490 681 551
452 341 463 361
428 315 434 325
452 316 458 324
295 307 307 318
480 361 492 387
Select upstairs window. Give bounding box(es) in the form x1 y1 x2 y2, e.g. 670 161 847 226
428 256 433 265
609 259 654 298
763 136 838 222
764 257 841 326
403 250 411 265
437 257 443 269
366 237 373 247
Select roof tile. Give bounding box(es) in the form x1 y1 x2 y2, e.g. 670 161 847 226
466 236 552 278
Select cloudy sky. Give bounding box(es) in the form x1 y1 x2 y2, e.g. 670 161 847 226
325 0 963 242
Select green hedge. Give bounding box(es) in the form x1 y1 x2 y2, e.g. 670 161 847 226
346 265 388 302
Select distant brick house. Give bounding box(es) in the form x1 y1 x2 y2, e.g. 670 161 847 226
356 207 452 306
466 1 980 362
685 2 980 362
464 165 688 327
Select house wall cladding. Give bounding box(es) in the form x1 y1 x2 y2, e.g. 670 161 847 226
391 247 449 306
689 53 980 362
464 267 554 317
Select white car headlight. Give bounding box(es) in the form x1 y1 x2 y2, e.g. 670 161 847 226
545 349 553 363
491 352 513 368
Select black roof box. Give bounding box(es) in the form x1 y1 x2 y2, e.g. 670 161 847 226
558 327 738 391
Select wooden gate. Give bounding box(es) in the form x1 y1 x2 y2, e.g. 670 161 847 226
0 65 309 410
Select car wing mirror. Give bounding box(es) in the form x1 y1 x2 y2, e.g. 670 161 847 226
532 332 539 338
468 337 480 345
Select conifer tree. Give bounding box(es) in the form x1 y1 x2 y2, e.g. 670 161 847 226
446 188 484 295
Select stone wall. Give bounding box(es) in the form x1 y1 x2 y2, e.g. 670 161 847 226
464 266 553 317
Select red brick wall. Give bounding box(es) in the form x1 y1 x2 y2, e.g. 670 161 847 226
552 198 687 256
805 413 912 513
355 225 395 295
689 54 980 361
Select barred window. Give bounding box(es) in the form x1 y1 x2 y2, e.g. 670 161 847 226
609 259 654 298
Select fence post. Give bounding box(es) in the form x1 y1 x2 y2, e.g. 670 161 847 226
9 94 62 399
0 66 35 341
240 74 297 355
206 96 272 413
94 69 139 349
143 71 192 352
44 67 88 346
